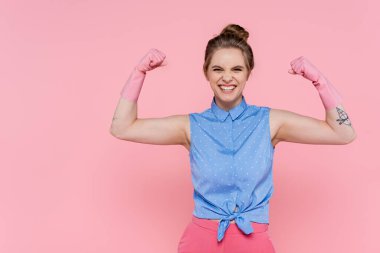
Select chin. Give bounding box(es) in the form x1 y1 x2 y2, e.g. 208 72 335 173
218 90 241 97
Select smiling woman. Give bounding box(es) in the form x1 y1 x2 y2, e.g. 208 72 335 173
203 24 254 111
205 47 250 110
109 23 356 253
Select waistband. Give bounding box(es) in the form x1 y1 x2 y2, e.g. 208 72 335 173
191 215 269 234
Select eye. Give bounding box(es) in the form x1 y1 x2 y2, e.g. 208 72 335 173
213 69 222 71
234 69 242 71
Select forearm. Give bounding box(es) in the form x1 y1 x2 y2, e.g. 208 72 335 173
325 103 356 143
109 49 166 137
311 74 356 142
109 65 146 137
109 97 137 136
288 56 357 143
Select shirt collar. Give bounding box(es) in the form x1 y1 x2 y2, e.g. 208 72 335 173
211 95 248 122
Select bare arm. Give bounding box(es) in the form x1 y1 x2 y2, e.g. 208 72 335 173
109 97 190 148
271 103 356 145
274 56 357 145
109 48 189 149
109 97 138 135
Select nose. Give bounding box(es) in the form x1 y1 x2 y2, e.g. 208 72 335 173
222 73 233 83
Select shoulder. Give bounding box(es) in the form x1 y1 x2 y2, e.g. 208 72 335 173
268 107 299 122
244 104 268 117
267 107 284 124
267 107 299 141
189 108 214 122
164 113 190 125
162 113 190 134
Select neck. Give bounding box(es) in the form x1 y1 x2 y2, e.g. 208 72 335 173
215 96 242 111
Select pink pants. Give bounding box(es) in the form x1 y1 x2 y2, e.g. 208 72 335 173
178 215 276 253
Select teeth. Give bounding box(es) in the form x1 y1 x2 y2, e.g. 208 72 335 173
220 86 235 90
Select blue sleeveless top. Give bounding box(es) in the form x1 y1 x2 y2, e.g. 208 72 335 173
188 95 275 242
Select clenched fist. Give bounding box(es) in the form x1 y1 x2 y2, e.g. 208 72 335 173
136 48 167 73
288 56 322 84
288 56 343 110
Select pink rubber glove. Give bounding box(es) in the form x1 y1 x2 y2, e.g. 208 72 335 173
120 48 166 102
288 56 343 110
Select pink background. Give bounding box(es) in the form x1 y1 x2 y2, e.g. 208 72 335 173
1 0 378 252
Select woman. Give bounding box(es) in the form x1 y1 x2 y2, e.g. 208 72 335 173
110 24 356 253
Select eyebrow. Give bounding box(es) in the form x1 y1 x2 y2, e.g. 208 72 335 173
211 65 245 69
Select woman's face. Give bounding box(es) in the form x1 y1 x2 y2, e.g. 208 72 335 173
205 47 250 111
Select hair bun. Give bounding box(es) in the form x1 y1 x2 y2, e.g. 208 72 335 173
220 24 249 42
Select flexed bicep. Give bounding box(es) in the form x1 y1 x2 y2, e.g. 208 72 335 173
270 108 347 145
112 114 190 148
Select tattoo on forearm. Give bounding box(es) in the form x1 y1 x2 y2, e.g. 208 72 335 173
335 107 351 126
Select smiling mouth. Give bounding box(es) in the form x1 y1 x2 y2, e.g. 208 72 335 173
218 85 237 91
